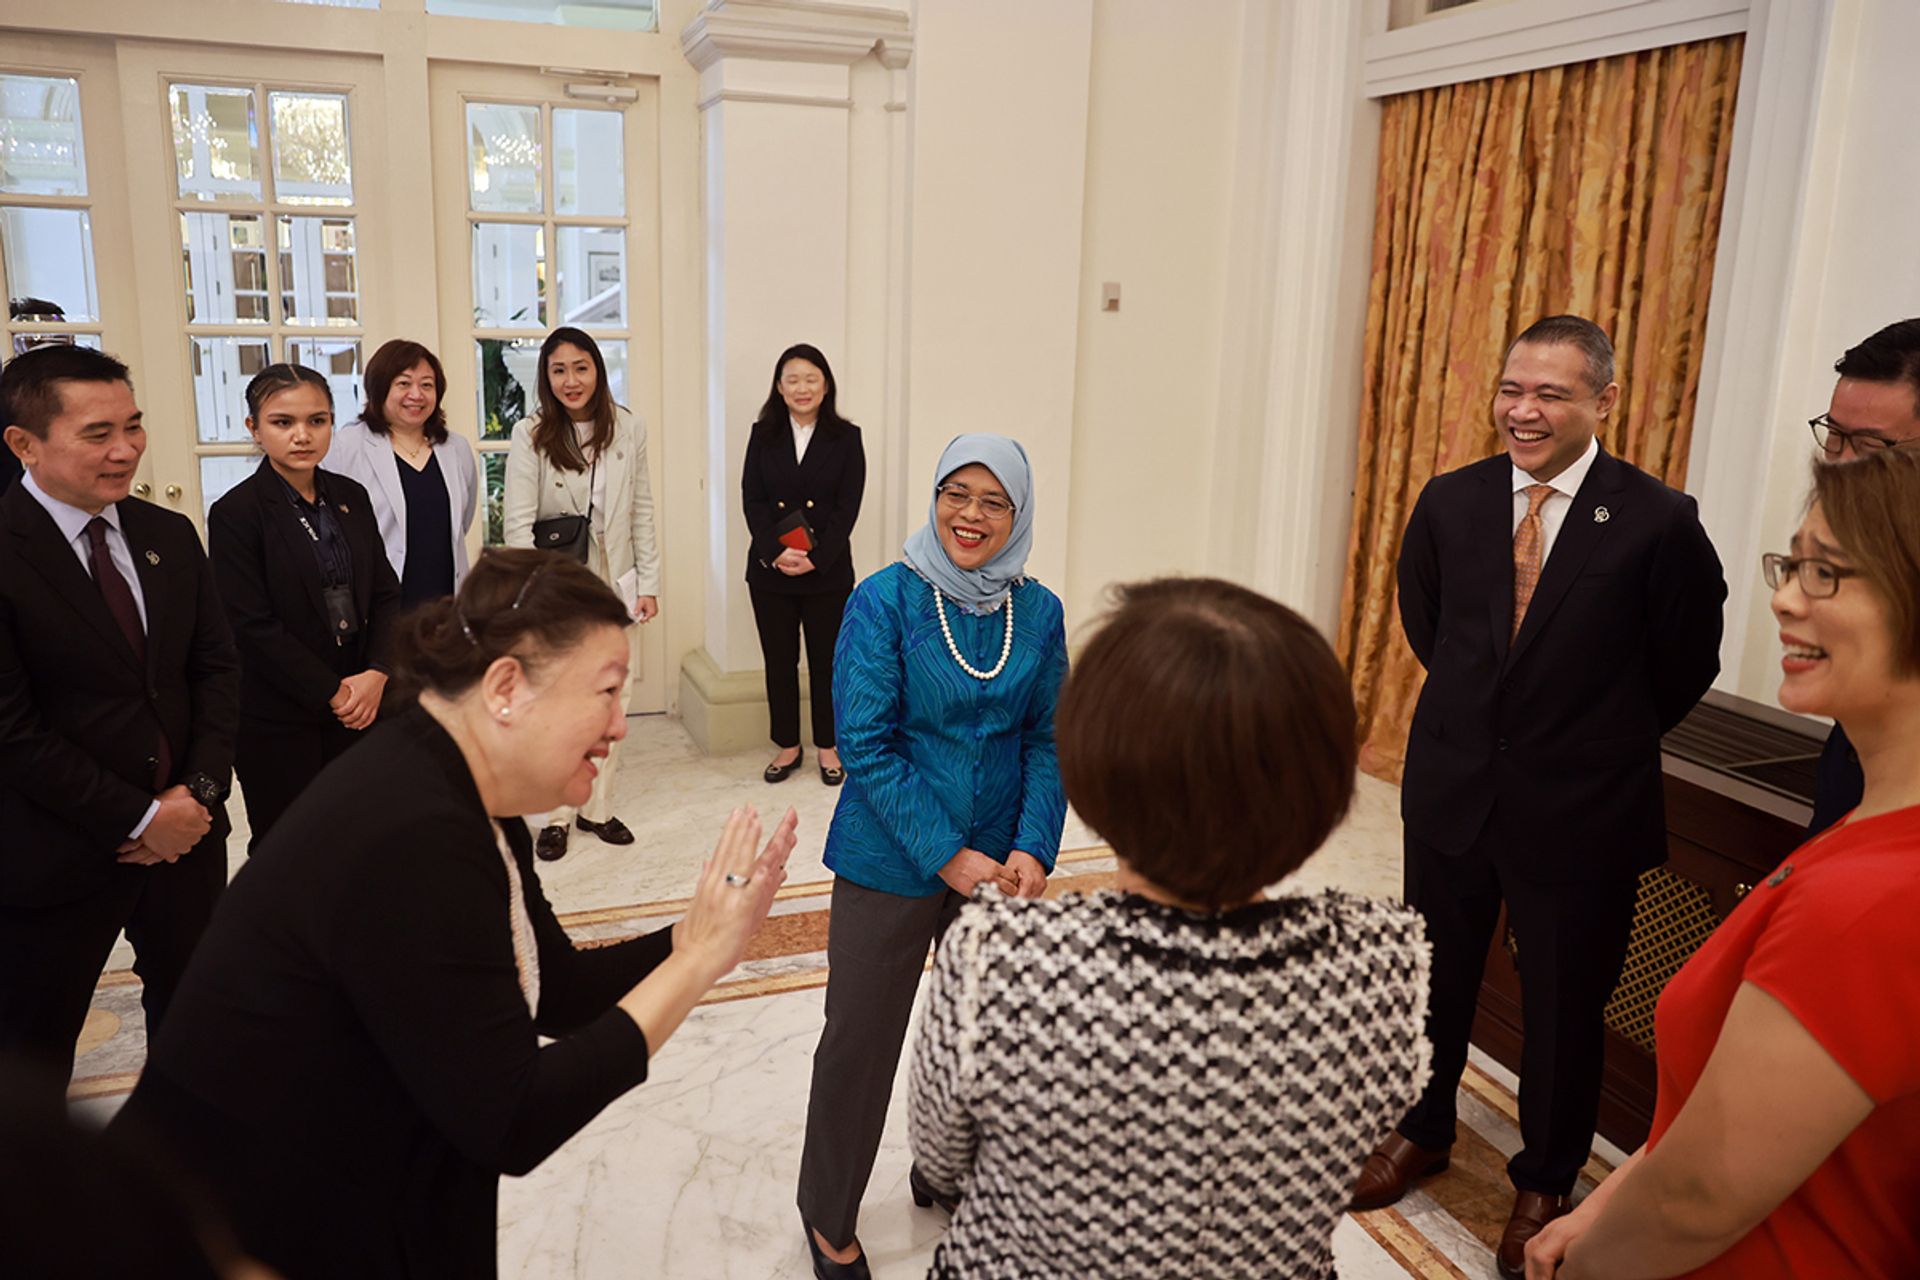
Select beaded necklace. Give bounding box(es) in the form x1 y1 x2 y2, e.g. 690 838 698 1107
934 585 1014 681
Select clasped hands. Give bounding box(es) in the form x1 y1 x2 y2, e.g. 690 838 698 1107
116 783 212 865
773 548 816 577
940 847 1047 899
330 669 388 730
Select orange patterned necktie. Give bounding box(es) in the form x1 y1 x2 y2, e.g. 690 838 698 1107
1512 483 1556 639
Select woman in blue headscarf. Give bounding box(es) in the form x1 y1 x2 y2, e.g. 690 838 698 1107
795 434 1069 1279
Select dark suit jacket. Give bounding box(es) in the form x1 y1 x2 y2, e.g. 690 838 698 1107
1396 448 1726 881
742 416 866 595
207 461 400 728
0 484 240 907
0 444 20 498
1809 722 1863 836
115 708 674 1280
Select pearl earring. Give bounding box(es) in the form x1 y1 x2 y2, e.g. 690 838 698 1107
497 705 512 720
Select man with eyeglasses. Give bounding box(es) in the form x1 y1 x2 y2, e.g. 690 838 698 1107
1804 317 1920 835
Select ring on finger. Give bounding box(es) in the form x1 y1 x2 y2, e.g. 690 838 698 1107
723 872 750 888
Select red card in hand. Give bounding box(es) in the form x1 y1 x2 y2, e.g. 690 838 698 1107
775 510 815 553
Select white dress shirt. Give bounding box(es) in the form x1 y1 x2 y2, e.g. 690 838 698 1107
1510 436 1599 567
19 469 149 629
791 416 816 464
18 469 159 838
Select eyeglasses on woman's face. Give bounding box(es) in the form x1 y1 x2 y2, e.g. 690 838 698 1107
1762 551 1859 599
936 483 1014 522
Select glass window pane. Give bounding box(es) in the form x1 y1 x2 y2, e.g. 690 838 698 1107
182 213 269 324
191 337 273 443
278 215 358 326
555 226 624 327
285 337 363 418
0 74 87 196
199 454 261 521
596 338 629 406
171 84 261 203
12 332 103 356
1 207 99 323
482 450 507 545
270 92 353 205
466 103 541 213
553 109 623 216
476 338 538 440
472 223 545 328
428 0 656 32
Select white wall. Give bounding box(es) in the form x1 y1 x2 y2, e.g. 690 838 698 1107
1062 0 1242 633
903 0 1093 598
1732 0 1920 702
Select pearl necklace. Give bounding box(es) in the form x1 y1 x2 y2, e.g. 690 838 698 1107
935 585 1014 681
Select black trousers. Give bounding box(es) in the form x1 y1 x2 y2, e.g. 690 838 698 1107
1397 831 1639 1196
797 878 965 1248
0 817 228 1089
234 719 363 853
749 585 848 750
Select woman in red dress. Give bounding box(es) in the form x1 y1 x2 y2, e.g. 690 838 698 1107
1526 447 1920 1279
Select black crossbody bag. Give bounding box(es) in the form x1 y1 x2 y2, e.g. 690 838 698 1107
531 457 596 563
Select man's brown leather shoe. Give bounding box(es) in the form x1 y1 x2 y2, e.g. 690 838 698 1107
1496 1190 1572 1280
1348 1133 1452 1211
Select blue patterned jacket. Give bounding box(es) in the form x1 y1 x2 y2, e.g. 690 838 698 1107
824 562 1069 898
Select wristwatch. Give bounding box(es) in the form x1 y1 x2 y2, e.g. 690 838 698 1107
182 771 224 810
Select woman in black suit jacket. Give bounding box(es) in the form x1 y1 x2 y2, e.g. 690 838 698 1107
109 550 797 1279
207 364 401 849
742 343 866 786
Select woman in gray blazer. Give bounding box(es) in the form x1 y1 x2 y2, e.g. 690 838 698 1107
503 326 661 862
327 340 480 606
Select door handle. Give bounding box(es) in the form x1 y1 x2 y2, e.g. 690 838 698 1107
165 484 183 502
134 482 153 498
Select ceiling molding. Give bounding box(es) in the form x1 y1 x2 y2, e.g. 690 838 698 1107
680 0 913 72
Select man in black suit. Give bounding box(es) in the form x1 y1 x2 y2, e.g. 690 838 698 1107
1349 316 1726 1278
0 345 240 1088
1803 318 1920 835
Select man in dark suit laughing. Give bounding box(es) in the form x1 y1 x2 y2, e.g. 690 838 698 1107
1350 316 1727 1279
0 345 240 1089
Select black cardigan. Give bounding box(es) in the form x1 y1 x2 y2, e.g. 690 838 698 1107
207 460 401 727
111 708 675 1279
741 416 866 595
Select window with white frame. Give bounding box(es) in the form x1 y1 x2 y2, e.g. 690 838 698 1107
464 98 631 543
169 80 365 516
0 72 105 358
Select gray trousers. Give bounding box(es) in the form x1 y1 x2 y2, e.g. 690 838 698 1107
797 876 966 1249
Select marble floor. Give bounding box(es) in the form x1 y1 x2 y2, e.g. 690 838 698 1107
71 713 1620 1279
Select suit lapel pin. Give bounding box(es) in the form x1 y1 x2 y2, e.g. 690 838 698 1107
339 503 350 514
1593 506 1611 523
145 550 160 566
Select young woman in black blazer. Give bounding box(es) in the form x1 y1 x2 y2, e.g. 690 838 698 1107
111 551 796 1279
207 364 401 850
742 343 866 785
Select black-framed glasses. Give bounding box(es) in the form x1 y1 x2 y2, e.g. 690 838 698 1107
1809 414 1909 456
935 483 1015 521
1762 552 1858 599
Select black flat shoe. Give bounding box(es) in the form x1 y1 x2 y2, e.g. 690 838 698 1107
909 1164 958 1215
819 762 845 787
576 815 634 845
535 824 568 862
764 750 803 784
801 1222 870 1280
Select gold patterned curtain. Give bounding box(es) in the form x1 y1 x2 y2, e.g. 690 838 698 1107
1337 35 1744 782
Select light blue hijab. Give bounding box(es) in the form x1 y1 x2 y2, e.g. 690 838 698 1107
902 434 1034 615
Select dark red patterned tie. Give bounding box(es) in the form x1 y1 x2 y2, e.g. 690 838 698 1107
85 517 169 786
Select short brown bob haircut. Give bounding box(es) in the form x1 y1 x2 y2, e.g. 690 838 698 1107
358 338 449 444
1057 577 1357 908
1811 446 1920 677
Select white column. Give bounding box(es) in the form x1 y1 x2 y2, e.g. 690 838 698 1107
677 0 913 753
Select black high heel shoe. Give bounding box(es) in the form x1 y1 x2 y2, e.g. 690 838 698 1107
765 749 804 784
801 1221 871 1280
909 1164 959 1215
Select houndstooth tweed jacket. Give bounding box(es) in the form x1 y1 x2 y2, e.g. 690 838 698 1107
908 889 1432 1279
